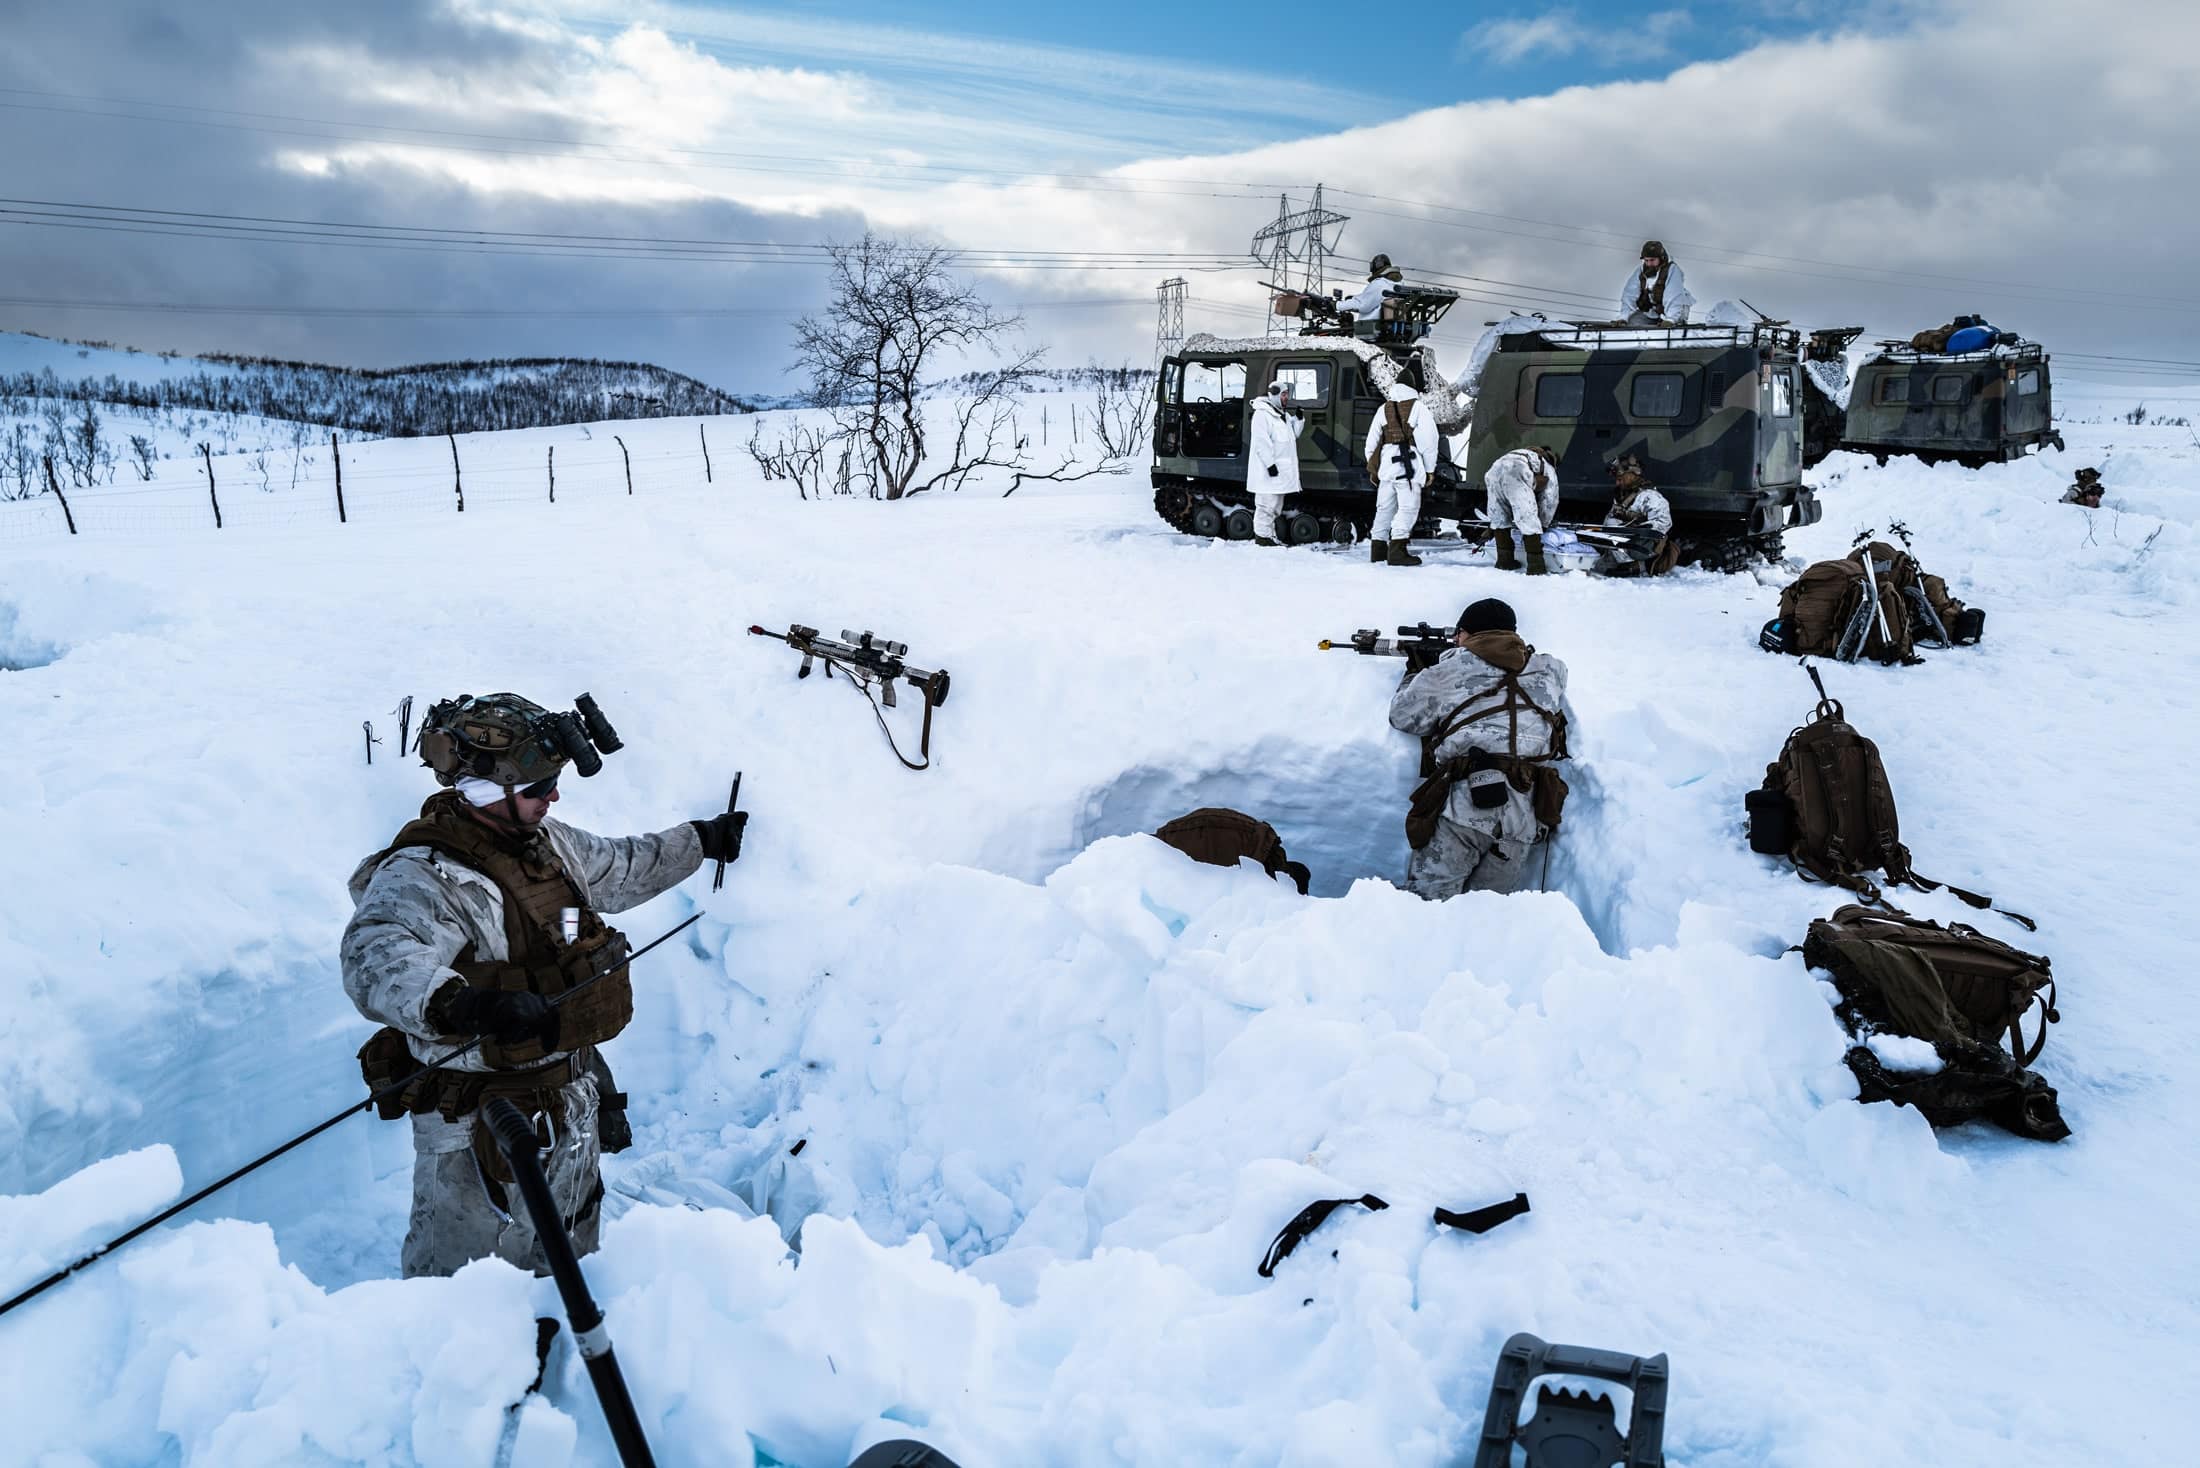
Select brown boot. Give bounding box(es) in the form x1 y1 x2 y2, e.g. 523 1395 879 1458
1493 531 1519 571
1253 535 1281 547
1387 537 1423 567
1369 539 1388 563
1524 534 1549 576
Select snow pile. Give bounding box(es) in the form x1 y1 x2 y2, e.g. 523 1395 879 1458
2 403 2197 1465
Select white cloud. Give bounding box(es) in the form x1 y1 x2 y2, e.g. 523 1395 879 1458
1463 7 1694 67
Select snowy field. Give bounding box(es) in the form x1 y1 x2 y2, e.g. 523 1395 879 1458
2 397 2196 1467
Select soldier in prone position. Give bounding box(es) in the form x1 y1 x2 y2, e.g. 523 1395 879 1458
2061 467 2105 508
1388 599 1574 899
342 693 748 1278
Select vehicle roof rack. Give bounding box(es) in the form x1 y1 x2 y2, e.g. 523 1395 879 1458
1497 319 1801 353
1866 339 2047 365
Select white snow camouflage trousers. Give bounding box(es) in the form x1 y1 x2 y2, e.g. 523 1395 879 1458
1405 815 1535 900
403 1074 604 1278
1255 493 1288 540
1373 476 1423 544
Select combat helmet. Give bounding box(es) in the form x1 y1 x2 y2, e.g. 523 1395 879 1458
418 692 621 788
1369 253 1402 281
1640 240 1668 261
1607 452 1648 485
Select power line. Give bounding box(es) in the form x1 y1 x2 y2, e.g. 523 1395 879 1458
0 294 1147 320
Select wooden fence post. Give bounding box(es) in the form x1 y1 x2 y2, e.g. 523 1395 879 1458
614 435 633 495
199 443 222 529
699 422 713 484
42 455 78 535
547 444 556 504
330 433 346 523
447 433 464 512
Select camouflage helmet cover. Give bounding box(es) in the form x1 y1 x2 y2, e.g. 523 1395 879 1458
417 692 569 788
1640 240 1668 260
2075 466 2102 482
1608 452 1648 484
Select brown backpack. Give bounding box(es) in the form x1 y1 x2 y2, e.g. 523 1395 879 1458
1774 558 1914 664
1746 666 2032 928
1853 539 1985 647
1801 903 2066 1140
1155 808 1311 893
1364 400 1412 483
1909 325 1954 353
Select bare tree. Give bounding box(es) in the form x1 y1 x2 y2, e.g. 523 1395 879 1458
1089 361 1155 460
745 418 838 500
793 233 1034 500
128 433 157 481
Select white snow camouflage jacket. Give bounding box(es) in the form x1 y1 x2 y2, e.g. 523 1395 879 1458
1248 396 1305 496
1605 485 1674 535
1363 393 1440 490
1388 643 1572 847
1484 448 1562 534
1337 274 1400 319
1618 262 1695 322
343 815 704 1074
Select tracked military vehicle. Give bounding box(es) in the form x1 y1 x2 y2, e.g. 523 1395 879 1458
1840 339 2063 467
1461 319 1822 570
1151 285 1474 544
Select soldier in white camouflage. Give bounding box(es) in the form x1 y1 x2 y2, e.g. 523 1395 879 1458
1388 599 1574 899
342 693 746 1278
1594 453 1679 576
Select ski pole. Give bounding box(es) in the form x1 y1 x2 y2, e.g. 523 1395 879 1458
711 773 742 894
0 911 703 1322
485 1099 657 1467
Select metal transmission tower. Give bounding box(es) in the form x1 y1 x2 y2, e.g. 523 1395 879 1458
1250 183 1349 334
1154 276 1187 364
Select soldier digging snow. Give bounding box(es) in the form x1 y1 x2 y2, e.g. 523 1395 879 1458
1364 379 1439 566
1337 252 1405 327
1388 598 1573 899
1595 453 1678 576
1621 240 1694 326
1484 443 1562 575
2061 466 2105 508
1248 378 1304 546
342 693 747 1279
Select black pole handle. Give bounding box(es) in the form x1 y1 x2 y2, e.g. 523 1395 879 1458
484 1099 656 1468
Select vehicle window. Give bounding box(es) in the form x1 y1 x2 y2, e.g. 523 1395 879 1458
1160 362 1180 403
1270 361 1332 408
1772 369 1795 418
1878 376 1909 404
1534 373 1585 417
2016 368 2042 395
1630 372 1685 418
1182 361 1245 403
1932 375 1966 404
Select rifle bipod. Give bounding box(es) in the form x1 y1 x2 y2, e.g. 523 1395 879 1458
749 624 952 771
0 912 704 1322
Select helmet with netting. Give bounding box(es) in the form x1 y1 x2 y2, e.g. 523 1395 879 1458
417 693 569 788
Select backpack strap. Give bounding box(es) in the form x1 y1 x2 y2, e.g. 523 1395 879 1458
1892 867 2038 931
1258 1194 1389 1277
1271 857 1312 895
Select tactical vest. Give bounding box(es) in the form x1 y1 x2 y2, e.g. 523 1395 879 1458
358 792 634 1102
1405 636 1571 848
1365 400 1415 483
1635 263 1670 316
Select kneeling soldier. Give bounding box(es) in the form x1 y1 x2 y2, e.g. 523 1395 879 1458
1595 453 1678 576
342 692 747 1278
1388 599 1573 898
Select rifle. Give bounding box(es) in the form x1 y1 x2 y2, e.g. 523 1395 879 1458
748 624 952 771
1318 622 1454 672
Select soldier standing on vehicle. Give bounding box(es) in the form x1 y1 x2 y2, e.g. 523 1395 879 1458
1338 253 1406 326
2061 467 2105 508
1388 598 1572 899
342 693 749 1279
1248 379 1304 547
1484 444 1562 575
1621 241 1695 326
1365 380 1439 566
1595 453 1678 576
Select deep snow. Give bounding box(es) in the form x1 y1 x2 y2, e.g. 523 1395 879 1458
2 399 2196 1467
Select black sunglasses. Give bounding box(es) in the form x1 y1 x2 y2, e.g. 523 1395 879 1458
518 775 559 800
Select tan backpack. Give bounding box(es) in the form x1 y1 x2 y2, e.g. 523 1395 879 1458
1772 558 1914 664
1155 808 1311 893
1801 904 2066 1140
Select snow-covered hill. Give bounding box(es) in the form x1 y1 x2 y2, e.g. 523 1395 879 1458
1 399 2194 1466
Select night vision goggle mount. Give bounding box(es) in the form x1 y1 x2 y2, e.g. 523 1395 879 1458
419 691 626 786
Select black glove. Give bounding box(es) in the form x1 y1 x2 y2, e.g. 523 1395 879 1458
692 811 748 864
1265 464 1279 477
431 983 559 1048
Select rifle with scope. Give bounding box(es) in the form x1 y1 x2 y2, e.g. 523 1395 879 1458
748 624 952 770
1317 622 1456 672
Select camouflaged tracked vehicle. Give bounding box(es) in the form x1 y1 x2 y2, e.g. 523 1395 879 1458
1151 285 1474 543
1461 319 1821 570
1840 339 2063 467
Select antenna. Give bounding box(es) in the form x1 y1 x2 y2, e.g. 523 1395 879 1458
1249 183 1350 334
